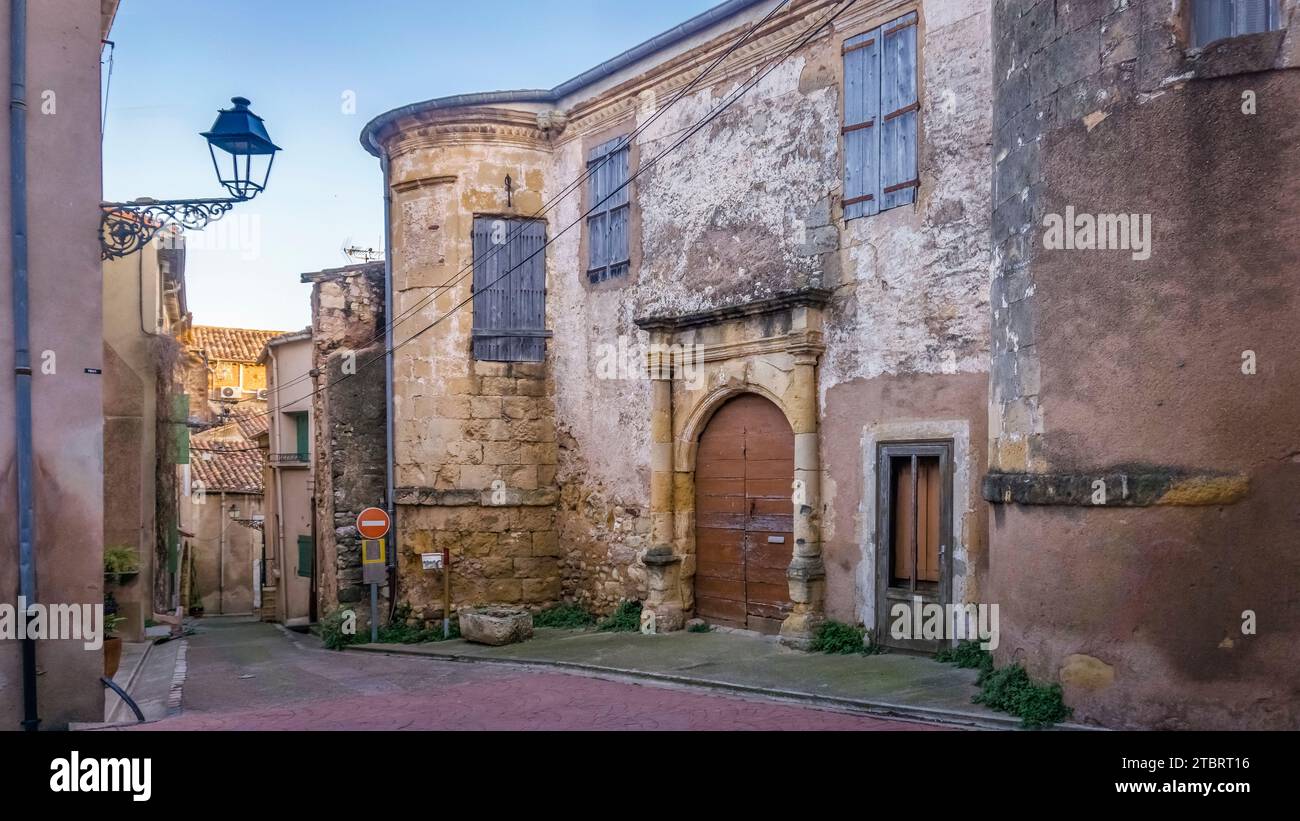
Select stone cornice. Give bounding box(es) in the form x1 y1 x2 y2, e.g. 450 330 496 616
384 107 555 159
635 288 832 332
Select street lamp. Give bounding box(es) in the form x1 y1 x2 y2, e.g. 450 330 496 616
100 97 281 260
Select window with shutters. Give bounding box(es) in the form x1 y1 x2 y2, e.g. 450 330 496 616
471 216 550 362
876 441 952 605
842 11 919 220
585 136 631 283
1192 0 1281 46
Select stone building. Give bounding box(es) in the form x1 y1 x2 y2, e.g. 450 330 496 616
350 0 1299 728
301 262 388 628
360 0 992 646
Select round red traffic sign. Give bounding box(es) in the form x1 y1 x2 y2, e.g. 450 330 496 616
356 507 391 540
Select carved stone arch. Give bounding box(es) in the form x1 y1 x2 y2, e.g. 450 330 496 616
676 382 793 474
634 289 829 647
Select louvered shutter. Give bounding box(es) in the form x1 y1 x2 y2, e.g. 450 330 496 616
586 137 631 282
472 217 548 362
842 30 880 219
878 11 918 211
1194 0 1277 46
511 219 547 362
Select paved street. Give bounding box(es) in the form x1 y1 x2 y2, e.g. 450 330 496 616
135 619 940 731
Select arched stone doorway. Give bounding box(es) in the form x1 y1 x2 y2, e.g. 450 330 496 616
635 288 829 647
694 393 794 633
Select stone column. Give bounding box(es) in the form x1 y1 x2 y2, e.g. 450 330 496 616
781 330 825 648
642 339 684 631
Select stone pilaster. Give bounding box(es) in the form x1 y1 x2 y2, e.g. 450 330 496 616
642 341 685 631
780 340 825 649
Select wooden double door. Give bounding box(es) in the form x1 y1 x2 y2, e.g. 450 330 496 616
693 394 794 634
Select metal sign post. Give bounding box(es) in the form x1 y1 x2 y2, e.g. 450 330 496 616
443 546 451 638
357 507 391 643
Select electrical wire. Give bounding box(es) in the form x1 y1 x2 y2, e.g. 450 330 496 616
230 0 856 424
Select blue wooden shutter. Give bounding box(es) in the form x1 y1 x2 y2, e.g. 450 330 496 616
878 11 918 211
586 137 631 281
473 217 548 362
1193 0 1232 45
842 29 880 220
510 219 547 362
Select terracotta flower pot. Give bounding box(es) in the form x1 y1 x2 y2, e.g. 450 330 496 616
103 636 122 679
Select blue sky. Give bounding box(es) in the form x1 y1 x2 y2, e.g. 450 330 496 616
102 0 717 330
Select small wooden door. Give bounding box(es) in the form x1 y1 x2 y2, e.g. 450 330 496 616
694 394 794 633
876 442 953 651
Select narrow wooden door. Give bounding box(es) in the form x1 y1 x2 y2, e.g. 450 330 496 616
694 394 794 633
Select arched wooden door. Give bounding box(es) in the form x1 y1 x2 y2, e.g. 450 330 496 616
693 394 794 633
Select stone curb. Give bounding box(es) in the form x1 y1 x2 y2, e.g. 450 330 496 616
347 642 1097 731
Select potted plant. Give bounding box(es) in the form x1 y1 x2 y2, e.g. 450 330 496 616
103 545 140 580
103 593 125 678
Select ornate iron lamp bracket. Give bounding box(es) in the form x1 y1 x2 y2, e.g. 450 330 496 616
100 198 239 260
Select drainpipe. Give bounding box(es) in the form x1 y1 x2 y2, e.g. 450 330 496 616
381 151 397 623
268 344 288 622
218 491 226 614
8 0 38 732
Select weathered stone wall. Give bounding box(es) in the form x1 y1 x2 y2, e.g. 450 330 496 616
369 0 995 627
989 0 1300 728
544 0 993 622
307 263 388 627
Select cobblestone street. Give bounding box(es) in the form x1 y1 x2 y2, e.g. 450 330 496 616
135 619 941 731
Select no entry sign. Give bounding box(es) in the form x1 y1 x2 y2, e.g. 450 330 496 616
356 507 391 540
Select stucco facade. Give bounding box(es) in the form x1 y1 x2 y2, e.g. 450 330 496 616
102 227 190 641
986 0 1300 728
0 0 119 730
259 331 316 625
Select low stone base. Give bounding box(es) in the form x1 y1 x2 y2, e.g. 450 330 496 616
459 606 534 646
778 611 824 651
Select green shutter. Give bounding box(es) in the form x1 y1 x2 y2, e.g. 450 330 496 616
173 394 190 464
295 412 309 460
297 535 313 578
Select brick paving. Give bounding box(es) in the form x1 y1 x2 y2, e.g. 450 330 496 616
131 618 941 731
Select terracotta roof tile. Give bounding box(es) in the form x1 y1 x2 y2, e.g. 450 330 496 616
191 427 264 494
187 325 289 363
227 400 270 440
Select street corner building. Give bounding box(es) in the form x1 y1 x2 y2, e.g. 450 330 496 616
347 0 1300 730
1 0 122 729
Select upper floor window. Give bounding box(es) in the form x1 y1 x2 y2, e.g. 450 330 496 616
471 217 549 362
842 11 918 220
1193 0 1281 46
586 136 631 283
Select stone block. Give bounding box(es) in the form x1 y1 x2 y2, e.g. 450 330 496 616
459 606 533 645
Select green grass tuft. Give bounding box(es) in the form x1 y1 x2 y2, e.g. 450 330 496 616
533 603 597 629
687 621 712 633
935 639 994 674
972 663 1072 728
810 621 873 654
597 600 643 632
